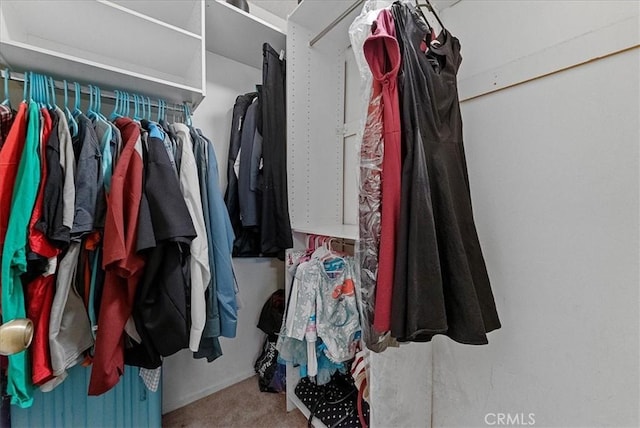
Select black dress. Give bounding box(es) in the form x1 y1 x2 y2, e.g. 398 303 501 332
390 2 501 344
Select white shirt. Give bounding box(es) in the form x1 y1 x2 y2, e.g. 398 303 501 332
171 122 211 351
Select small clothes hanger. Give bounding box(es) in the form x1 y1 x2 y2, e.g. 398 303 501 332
22 72 28 102
2 69 11 108
414 0 445 47
49 76 57 109
63 80 78 136
73 82 82 117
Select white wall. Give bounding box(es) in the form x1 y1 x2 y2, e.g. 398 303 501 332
369 2 639 427
429 2 639 427
162 52 283 414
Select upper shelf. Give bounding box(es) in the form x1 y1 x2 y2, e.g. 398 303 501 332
110 0 203 35
0 0 205 107
204 0 286 69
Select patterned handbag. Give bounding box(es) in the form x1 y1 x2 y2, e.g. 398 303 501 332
295 372 369 428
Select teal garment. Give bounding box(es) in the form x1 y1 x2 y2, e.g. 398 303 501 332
1 101 41 408
191 127 222 362
200 131 238 338
92 117 113 192
86 117 113 336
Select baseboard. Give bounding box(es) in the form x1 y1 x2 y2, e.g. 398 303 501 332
162 369 256 414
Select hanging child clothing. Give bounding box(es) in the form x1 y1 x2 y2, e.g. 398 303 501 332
277 251 361 385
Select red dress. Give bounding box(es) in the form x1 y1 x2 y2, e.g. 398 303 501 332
363 9 402 333
89 118 146 395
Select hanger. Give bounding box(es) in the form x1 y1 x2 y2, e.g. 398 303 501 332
415 0 445 39
88 84 95 116
123 92 129 118
49 76 57 108
110 90 120 120
31 73 38 105
132 94 138 120
96 86 106 120
37 73 46 107
22 72 28 102
44 74 52 109
157 99 162 122
2 69 10 107
183 103 193 127
141 94 146 121
73 82 82 116
63 80 79 136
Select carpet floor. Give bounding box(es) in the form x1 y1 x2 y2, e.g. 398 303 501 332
162 376 308 428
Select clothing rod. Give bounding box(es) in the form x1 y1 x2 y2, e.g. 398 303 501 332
2 70 190 112
309 0 365 47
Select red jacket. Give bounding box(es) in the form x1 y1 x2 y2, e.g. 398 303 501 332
89 117 145 395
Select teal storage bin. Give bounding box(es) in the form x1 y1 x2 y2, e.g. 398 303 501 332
11 365 161 428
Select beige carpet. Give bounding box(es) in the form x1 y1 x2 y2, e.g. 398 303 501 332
162 376 308 428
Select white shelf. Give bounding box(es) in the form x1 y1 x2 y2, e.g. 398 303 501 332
292 224 358 241
205 0 285 69
110 0 202 35
0 41 204 107
0 0 205 107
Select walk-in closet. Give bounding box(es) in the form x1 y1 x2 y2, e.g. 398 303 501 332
0 1 638 427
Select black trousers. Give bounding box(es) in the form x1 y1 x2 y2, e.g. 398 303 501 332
261 43 292 255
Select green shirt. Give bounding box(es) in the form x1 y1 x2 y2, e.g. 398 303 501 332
1 101 41 408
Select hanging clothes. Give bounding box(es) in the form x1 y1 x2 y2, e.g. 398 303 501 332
390 2 500 344
238 99 262 229
363 8 402 335
0 104 14 150
201 130 238 339
36 107 75 248
126 121 196 368
277 251 361 385
171 122 211 352
1 72 241 404
349 1 398 353
0 102 28 255
89 117 146 395
194 128 238 360
24 107 58 387
228 92 263 257
225 92 257 245
260 43 293 257
190 126 222 361
1 101 40 408
43 241 93 392
70 114 101 239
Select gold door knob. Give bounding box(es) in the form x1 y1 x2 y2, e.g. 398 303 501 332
0 319 34 356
